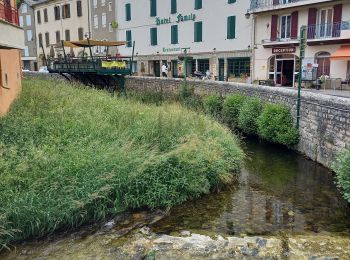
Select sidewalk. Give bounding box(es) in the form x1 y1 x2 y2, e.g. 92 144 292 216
286 87 350 99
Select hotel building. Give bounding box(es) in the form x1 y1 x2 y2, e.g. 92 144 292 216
250 0 350 87
117 0 252 81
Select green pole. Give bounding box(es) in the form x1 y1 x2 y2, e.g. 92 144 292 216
296 26 307 129
181 47 190 84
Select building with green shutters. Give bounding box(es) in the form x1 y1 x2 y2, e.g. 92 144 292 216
117 0 252 81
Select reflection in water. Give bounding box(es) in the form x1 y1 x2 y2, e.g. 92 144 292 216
151 139 350 236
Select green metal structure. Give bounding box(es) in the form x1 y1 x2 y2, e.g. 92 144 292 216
45 39 135 94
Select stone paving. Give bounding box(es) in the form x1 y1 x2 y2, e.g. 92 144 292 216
286 87 350 98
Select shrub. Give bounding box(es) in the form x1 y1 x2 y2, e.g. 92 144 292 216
222 94 246 128
203 95 222 118
257 103 299 146
333 149 350 203
0 78 243 249
237 97 263 135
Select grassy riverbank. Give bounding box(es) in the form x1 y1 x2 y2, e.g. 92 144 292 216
0 78 243 250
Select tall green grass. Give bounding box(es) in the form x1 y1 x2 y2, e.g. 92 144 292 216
333 148 350 203
0 78 243 250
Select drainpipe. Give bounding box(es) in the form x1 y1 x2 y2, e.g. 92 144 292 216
87 0 91 38
251 14 256 84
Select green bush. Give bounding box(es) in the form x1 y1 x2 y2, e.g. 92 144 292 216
333 149 350 203
203 95 223 118
237 97 263 135
222 94 246 128
0 78 243 250
257 103 299 146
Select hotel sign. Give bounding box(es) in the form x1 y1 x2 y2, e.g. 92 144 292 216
156 13 196 26
272 47 296 54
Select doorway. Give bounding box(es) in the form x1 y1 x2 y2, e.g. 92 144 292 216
218 59 225 81
171 60 178 78
153 61 160 77
270 55 298 87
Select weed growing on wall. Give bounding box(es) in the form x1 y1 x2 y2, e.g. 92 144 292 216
203 95 223 119
237 98 263 135
222 94 246 128
333 149 350 203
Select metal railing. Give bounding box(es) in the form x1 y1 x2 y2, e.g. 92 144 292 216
250 0 303 10
0 1 19 26
307 21 349 39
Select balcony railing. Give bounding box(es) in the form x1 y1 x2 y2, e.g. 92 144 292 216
307 21 350 40
0 1 19 26
250 0 303 10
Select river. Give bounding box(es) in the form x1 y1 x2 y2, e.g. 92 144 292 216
3 139 350 259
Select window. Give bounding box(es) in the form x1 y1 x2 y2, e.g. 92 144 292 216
38 33 43 47
19 16 23 27
27 30 33 41
194 21 202 42
171 0 177 14
62 4 71 19
227 16 236 39
109 22 113 32
125 3 131 21
24 46 29 57
77 1 82 17
228 0 236 3
65 29 70 41
21 3 27 14
44 8 48 22
54 6 60 20
93 0 97 8
78 28 84 40
150 27 157 45
171 25 178 44
45 32 50 47
102 13 107 27
56 30 60 43
195 0 202 10
26 15 31 26
150 0 157 17
280 15 291 39
93 15 98 28
108 2 112 11
227 58 251 77
37 10 41 24
318 8 333 38
198 59 209 73
126 30 132 47
101 0 106 6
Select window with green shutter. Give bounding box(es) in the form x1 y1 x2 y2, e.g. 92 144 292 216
126 30 132 47
228 0 236 3
171 25 178 44
194 21 202 42
171 0 177 14
150 27 158 45
194 0 202 10
150 0 157 17
227 16 236 39
125 3 131 21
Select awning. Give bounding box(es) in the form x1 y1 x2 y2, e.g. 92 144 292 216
330 45 350 61
52 40 128 48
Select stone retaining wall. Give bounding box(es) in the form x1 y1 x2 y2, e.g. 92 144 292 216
125 76 350 168
23 73 350 168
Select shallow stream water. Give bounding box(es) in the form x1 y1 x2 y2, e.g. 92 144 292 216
2 138 350 259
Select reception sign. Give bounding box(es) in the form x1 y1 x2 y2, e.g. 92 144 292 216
272 47 296 54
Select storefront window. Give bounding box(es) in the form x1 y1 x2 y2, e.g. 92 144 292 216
198 59 209 73
227 58 250 78
315 52 330 77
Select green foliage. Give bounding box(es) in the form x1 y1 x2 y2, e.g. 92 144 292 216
0 78 243 249
179 82 203 111
333 149 350 203
222 94 246 128
237 97 263 135
257 103 299 146
203 95 222 118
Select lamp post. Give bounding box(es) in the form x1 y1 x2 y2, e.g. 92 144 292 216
296 25 307 129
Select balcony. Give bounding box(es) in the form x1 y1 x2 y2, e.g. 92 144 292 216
0 1 24 49
307 21 350 45
0 1 19 26
249 0 333 13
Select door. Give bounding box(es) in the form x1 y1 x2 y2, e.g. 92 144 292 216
319 9 333 38
172 60 178 78
153 61 160 77
218 59 225 81
282 60 295 86
275 60 283 84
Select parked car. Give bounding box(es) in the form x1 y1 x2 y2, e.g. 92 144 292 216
39 66 49 73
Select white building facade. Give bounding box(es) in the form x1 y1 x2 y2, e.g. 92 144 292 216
117 0 252 81
250 0 350 87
